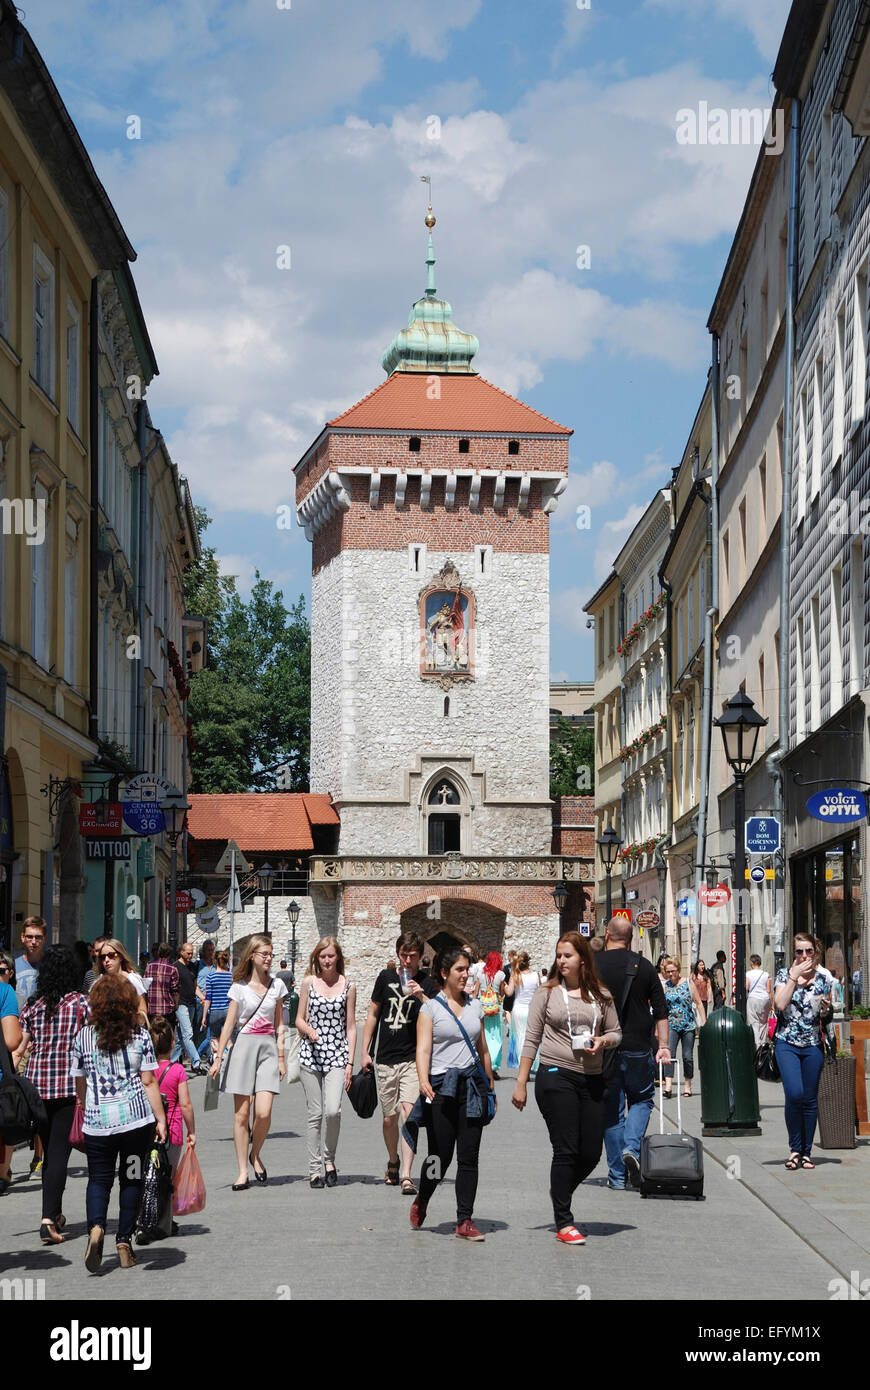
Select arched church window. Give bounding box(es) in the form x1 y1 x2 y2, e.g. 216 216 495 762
428 781 460 805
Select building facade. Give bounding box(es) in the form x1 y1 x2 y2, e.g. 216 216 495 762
296 218 588 1005
584 572 623 925
613 492 672 960
775 0 870 1006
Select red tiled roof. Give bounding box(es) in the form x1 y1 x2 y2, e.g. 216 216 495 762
327 373 572 435
187 793 339 853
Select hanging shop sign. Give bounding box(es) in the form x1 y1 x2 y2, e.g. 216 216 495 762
165 890 193 913
120 774 178 803
636 900 660 929
805 789 867 823
122 802 165 836
79 803 123 836
85 838 132 861
699 884 731 907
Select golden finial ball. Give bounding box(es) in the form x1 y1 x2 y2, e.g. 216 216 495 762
424 208 436 228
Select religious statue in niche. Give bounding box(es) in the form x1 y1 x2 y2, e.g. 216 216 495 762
423 587 471 673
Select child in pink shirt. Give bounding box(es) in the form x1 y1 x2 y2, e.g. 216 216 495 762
150 1016 196 1175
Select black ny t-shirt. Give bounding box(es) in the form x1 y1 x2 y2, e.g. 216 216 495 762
372 969 437 1064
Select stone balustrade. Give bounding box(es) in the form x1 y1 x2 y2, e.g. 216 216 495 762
308 854 592 884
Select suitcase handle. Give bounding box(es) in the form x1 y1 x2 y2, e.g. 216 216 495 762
658 1056 683 1135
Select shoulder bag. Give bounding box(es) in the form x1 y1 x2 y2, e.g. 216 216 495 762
601 953 640 1080
0 1017 46 1145
348 1014 379 1119
434 996 495 1123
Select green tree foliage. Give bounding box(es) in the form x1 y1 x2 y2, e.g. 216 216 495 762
183 510 310 792
549 717 595 798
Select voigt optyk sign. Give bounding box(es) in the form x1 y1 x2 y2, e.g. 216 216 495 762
805 789 867 822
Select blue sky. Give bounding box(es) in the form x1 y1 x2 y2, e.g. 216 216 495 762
26 0 791 677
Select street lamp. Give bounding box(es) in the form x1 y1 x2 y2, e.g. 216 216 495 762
286 899 300 978
551 882 568 940
159 790 190 953
258 862 276 935
597 826 622 923
714 692 767 1017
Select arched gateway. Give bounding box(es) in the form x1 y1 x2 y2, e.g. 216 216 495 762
298 210 587 1009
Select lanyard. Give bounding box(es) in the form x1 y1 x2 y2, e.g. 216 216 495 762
561 984 598 1040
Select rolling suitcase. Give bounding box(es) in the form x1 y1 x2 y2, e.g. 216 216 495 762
640 1058 704 1199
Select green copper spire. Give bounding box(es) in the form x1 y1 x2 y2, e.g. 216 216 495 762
381 208 478 376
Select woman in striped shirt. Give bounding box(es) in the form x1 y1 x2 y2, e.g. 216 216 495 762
71 974 167 1273
202 949 233 1059
17 946 89 1245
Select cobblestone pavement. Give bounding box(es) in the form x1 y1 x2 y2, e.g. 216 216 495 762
0 1069 862 1302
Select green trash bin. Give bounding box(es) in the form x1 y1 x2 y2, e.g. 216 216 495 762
698 1006 761 1136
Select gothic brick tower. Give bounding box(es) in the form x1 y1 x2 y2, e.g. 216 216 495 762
294 210 584 987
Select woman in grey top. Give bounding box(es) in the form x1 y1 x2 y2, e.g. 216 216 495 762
408 945 495 1241
512 932 621 1246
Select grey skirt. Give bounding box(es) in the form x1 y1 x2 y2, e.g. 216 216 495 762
222 1032 281 1096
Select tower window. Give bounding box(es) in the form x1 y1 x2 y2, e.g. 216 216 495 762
458 438 470 453
443 696 450 716
408 542 426 575
508 439 520 455
409 436 421 452
475 543 492 575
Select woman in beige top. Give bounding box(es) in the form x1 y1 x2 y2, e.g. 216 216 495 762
512 931 621 1246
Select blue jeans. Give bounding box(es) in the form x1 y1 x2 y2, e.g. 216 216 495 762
775 1039 824 1156
83 1122 154 1244
664 1027 695 1081
603 1050 655 1185
170 1004 201 1068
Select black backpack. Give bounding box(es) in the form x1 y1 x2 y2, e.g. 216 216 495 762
0 1023 47 1145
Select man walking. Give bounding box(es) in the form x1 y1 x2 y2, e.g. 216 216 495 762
360 931 437 1193
171 942 208 1074
711 950 729 1010
14 916 46 1010
596 917 670 1190
145 943 180 1025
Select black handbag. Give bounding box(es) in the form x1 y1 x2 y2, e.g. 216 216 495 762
347 1016 379 1119
754 1039 780 1082
134 1139 174 1243
0 1023 46 1145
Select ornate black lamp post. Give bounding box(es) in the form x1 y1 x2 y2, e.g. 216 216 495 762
551 881 568 940
597 826 622 923
258 862 276 936
159 791 190 952
286 899 300 977
713 692 767 1017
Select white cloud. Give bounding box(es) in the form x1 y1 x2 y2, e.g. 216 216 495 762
553 461 620 532
551 586 594 635
645 0 791 62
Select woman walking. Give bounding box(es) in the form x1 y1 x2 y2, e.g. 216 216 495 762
773 933 833 1171
71 975 167 1272
297 937 356 1188
209 935 287 1191
150 1017 196 1178
746 954 774 1048
91 938 149 1024
691 959 713 1023
17 946 89 1244
662 959 702 1098
201 949 233 1059
505 952 541 1072
512 932 621 1245
407 944 495 1240
478 952 506 1079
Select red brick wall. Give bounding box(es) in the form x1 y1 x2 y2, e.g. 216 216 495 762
312 475 553 573
343 882 561 919
551 796 595 857
296 430 569 505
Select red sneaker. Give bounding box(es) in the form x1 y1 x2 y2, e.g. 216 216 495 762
410 1198 427 1229
556 1226 586 1245
455 1219 485 1241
